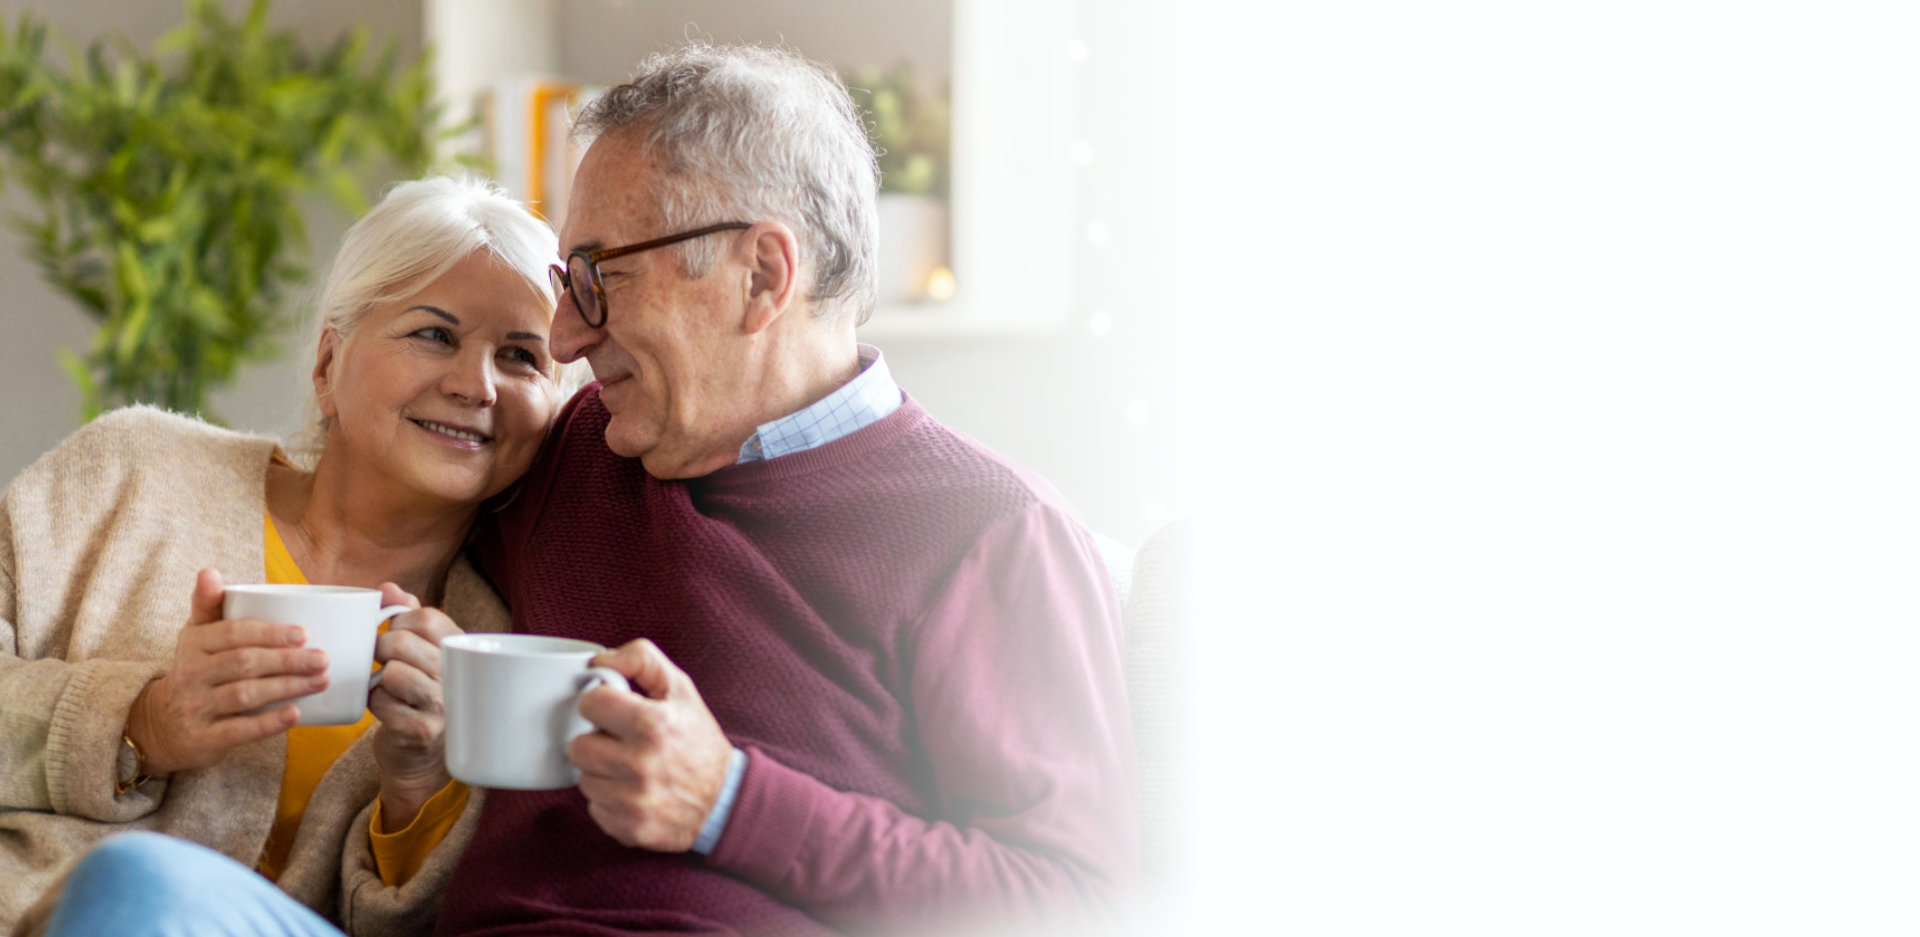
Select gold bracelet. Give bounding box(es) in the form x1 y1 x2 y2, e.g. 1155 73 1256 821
114 733 152 795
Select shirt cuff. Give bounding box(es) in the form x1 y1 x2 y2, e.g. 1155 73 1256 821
368 780 470 887
705 747 824 887
692 748 747 855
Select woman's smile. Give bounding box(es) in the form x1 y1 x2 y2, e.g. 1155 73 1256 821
409 417 492 447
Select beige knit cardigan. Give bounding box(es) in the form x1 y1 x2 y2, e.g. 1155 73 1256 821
0 407 507 936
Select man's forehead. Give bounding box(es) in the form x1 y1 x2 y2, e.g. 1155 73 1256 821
561 138 665 248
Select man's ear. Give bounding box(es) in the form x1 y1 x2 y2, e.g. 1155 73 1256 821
312 327 342 420
741 222 802 335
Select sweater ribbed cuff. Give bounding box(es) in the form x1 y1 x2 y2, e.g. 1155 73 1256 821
45 659 168 821
369 780 470 887
706 747 819 889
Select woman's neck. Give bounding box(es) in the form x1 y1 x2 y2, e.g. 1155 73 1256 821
265 456 477 606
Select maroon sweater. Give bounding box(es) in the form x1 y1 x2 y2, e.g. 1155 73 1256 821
440 388 1136 936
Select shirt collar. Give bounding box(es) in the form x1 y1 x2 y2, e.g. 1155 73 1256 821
737 344 902 464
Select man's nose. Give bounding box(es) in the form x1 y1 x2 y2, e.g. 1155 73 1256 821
549 288 601 364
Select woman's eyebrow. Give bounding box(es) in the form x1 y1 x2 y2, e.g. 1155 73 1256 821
407 305 459 325
410 305 544 344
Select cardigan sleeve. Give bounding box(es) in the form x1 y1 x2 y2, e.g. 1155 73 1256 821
705 502 1139 930
336 778 486 937
0 488 169 823
332 558 508 936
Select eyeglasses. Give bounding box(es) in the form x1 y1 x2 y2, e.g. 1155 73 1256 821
548 222 753 328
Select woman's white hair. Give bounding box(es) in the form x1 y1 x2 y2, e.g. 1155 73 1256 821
571 42 881 324
291 174 581 464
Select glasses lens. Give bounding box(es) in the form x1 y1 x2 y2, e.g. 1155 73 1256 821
547 265 568 301
566 254 601 326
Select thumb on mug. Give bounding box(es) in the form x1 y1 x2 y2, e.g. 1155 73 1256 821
187 568 226 626
379 582 422 610
593 639 678 701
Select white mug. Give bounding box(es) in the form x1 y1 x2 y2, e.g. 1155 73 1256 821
441 634 627 790
221 584 411 726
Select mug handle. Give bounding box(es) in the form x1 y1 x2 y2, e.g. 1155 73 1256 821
566 668 632 781
364 604 417 692
571 668 630 733
577 667 628 698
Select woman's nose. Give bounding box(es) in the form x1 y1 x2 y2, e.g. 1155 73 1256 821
443 350 498 406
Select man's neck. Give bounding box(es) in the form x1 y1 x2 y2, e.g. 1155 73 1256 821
753 329 863 429
646 319 861 479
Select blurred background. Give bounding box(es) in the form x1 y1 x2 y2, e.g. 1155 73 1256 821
0 0 1176 551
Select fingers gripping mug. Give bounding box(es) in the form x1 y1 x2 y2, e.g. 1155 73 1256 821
440 634 626 790
221 584 412 726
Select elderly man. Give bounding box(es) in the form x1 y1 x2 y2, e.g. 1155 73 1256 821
25 42 1133 937
432 43 1137 935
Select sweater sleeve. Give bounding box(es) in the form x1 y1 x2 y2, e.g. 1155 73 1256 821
0 491 168 822
367 780 470 886
706 502 1139 928
330 561 508 935
469 385 591 605
337 784 486 937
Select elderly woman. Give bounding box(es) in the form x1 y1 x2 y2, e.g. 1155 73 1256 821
0 175 563 936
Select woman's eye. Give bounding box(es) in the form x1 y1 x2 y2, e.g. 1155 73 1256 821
504 347 541 368
412 326 453 344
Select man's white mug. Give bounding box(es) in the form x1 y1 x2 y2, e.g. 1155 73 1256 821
441 634 626 790
221 584 411 726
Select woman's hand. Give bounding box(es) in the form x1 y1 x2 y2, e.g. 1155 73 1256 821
368 583 463 829
125 568 327 775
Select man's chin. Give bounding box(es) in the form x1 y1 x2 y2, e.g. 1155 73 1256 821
599 416 729 477
601 424 651 460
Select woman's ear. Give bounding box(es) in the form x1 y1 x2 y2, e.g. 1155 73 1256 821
312 327 342 421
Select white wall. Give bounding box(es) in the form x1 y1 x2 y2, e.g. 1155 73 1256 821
426 0 556 142
553 0 951 88
1167 3 1920 933
0 0 424 481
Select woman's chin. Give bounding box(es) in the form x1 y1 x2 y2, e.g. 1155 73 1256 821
388 468 493 510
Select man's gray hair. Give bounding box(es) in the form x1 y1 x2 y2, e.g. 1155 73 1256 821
572 43 881 324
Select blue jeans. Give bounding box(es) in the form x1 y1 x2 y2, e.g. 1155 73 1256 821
45 832 345 937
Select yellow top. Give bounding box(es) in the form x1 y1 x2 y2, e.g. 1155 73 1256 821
255 512 468 887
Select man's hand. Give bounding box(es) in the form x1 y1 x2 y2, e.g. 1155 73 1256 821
369 583 462 829
570 638 733 852
126 568 325 775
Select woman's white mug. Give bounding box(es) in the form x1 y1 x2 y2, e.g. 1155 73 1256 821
441 634 626 790
221 584 411 726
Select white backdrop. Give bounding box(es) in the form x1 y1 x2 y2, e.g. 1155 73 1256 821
1171 1 1920 933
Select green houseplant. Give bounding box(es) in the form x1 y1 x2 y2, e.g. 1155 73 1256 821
0 0 440 420
843 61 950 197
843 61 953 304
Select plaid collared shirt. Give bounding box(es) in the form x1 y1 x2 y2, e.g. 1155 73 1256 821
736 344 901 464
